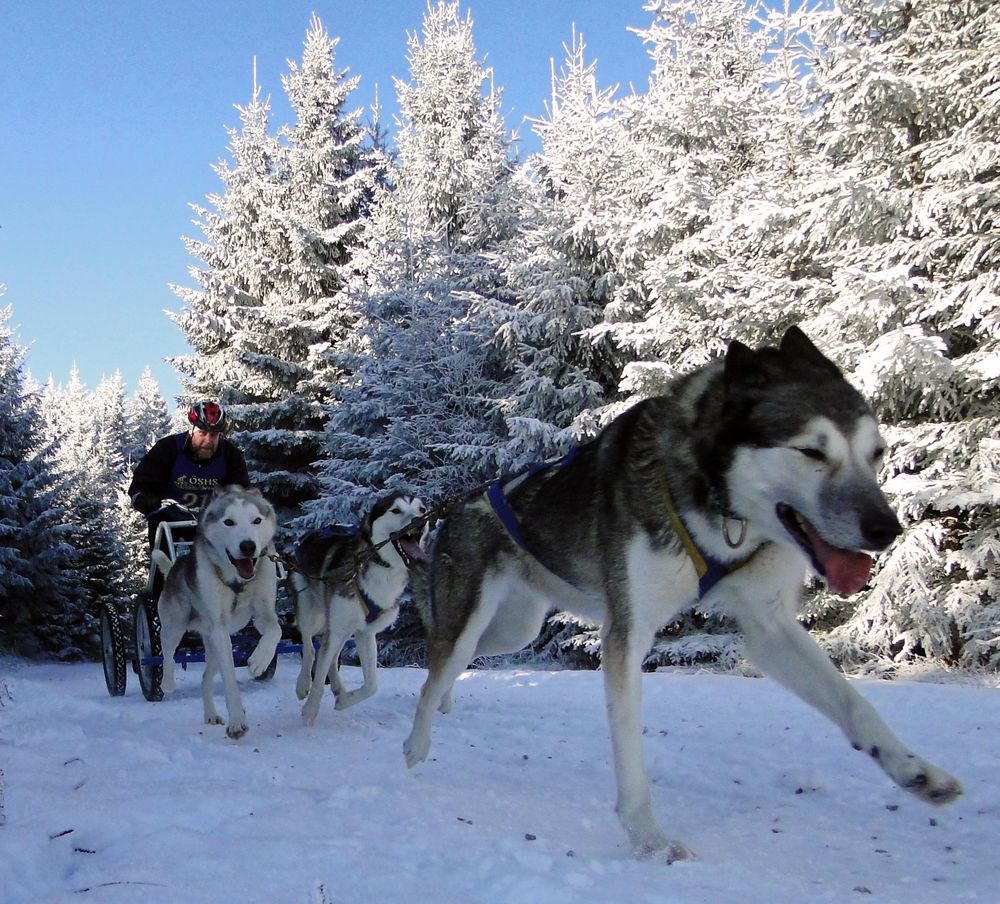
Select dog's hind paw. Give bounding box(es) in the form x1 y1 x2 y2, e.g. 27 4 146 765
301 700 320 727
638 840 694 864
295 675 311 701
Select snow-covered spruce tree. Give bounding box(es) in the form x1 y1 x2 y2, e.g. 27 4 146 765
588 0 781 400
232 18 381 516
0 306 85 659
121 369 170 588
40 370 130 637
309 1 525 526
625 3 837 668
489 31 627 461
125 366 170 466
168 86 291 498
677 0 827 349
528 0 792 667
171 22 379 519
787 0 1000 671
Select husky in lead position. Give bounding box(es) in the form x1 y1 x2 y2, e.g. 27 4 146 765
153 484 280 739
403 326 962 860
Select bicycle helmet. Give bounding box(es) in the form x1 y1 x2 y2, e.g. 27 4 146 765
187 401 226 433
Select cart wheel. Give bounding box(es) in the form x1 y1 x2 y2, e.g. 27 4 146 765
100 603 127 696
134 593 164 702
254 654 278 682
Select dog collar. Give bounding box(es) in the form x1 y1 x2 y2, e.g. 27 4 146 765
659 479 755 598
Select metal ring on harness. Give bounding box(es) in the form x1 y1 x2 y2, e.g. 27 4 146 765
723 516 748 549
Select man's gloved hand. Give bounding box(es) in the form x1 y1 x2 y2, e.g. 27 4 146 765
132 492 162 515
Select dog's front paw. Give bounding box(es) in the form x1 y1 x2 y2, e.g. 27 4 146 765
878 749 963 805
619 803 693 862
226 719 248 740
204 713 224 726
247 646 275 678
403 732 430 768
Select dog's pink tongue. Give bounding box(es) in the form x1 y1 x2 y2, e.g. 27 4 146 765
235 558 255 580
397 537 430 564
806 527 873 596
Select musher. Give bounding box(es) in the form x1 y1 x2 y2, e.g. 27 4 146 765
128 401 251 547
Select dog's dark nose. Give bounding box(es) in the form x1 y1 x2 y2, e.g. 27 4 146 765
239 539 257 557
862 512 902 550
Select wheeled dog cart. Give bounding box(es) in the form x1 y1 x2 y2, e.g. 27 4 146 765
100 512 297 701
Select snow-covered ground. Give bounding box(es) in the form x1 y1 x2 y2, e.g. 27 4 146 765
1 656 997 903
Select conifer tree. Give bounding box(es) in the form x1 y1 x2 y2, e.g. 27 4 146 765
168 85 289 494
126 366 170 466
790 0 1000 669
171 18 378 517
0 304 85 658
40 370 129 627
309 1 524 524
589 0 778 397
491 31 626 458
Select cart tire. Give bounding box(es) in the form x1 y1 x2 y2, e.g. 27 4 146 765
254 654 278 682
100 604 127 696
134 594 164 702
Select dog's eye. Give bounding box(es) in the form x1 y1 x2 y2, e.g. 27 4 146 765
224 518 235 526
253 517 262 525
391 507 402 514
797 448 827 463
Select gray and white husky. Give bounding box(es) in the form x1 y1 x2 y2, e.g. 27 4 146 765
291 492 429 726
403 326 962 861
152 484 280 739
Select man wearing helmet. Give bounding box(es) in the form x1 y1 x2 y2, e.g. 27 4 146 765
128 401 251 545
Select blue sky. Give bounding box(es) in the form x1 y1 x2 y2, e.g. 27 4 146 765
0 0 656 409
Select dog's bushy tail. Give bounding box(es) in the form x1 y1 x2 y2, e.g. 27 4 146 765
150 550 174 577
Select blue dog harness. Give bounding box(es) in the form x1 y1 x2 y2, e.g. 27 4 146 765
486 450 753 600
486 450 578 559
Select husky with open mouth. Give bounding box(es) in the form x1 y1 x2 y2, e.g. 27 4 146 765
153 484 280 739
402 326 962 861
292 492 429 725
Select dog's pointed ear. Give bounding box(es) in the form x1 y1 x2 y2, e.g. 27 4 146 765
724 339 765 385
779 326 840 375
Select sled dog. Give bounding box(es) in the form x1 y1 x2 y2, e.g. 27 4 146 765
403 326 962 861
153 484 280 739
292 492 429 725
